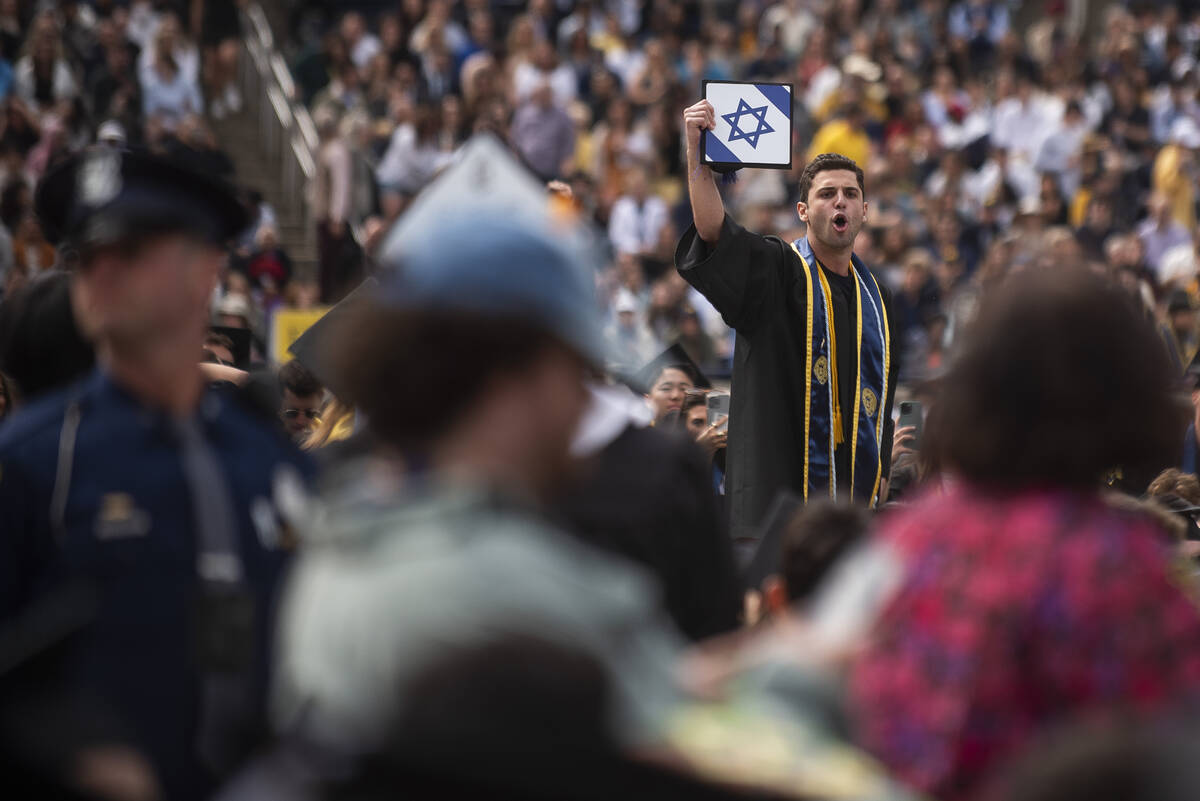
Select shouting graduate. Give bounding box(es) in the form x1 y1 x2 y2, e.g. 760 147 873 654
675 98 899 546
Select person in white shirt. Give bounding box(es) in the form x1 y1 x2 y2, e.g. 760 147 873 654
608 167 669 259
341 12 382 70
512 38 577 108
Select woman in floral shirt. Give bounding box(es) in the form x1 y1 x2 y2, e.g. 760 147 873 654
851 268 1200 800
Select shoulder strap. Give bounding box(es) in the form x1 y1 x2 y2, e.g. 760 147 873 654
50 398 83 543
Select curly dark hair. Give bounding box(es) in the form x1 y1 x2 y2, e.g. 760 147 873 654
328 304 561 454
781 500 870 604
925 267 1184 490
797 153 865 202
278 358 323 399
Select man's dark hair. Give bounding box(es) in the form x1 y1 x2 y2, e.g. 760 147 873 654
0 271 94 400
279 358 323 398
780 500 870 604
330 305 562 454
926 268 1183 489
797 153 865 203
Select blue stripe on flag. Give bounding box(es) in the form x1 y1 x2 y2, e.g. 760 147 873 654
756 84 792 122
704 130 741 164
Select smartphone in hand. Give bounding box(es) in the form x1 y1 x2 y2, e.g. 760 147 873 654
897 400 923 450
706 392 730 431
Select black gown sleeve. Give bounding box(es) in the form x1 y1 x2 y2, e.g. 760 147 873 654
674 213 792 334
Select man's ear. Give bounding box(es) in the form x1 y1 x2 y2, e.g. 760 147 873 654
796 201 808 223
763 574 790 616
862 199 869 222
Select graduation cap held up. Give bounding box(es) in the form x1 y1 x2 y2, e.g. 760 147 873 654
634 343 712 396
286 277 379 401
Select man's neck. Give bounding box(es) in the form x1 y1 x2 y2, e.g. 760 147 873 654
100 339 205 418
809 238 854 276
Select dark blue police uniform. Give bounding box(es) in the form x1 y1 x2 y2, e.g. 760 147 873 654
0 370 312 800
0 145 315 800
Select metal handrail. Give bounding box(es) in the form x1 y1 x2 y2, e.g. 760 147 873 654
238 2 316 258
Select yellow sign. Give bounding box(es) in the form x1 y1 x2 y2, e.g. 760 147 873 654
271 307 330 365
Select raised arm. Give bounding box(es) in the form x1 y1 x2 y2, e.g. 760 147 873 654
683 100 725 245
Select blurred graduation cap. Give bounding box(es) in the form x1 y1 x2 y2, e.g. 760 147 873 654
380 133 599 273
701 80 793 177
633 344 712 395
286 277 378 400
740 491 803 590
209 325 252 370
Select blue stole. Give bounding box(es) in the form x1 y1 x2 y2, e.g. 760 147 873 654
790 237 890 506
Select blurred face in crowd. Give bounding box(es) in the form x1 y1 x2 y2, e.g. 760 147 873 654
647 367 693 420
72 234 220 351
798 169 868 255
281 389 322 437
686 403 708 438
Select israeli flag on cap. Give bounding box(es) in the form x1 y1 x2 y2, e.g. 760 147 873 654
702 80 793 170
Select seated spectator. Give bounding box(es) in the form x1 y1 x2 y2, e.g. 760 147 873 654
13 25 78 119
375 98 452 216
164 114 233 179
607 166 668 258
341 11 381 70
279 358 324 442
11 212 54 275
510 81 575 182
603 287 656 372
311 61 366 119
1138 191 1191 280
200 0 244 119
135 13 200 99
140 29 203 132
244 225 292 295
512 38 575 108
638 345 709 424
89 43 142 143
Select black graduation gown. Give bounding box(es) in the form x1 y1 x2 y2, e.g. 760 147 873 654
674 214 900 543
553 424 741 642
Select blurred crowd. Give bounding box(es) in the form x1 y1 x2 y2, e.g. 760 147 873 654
13 1 1200 801
0 0 328 345
284 0 1200 382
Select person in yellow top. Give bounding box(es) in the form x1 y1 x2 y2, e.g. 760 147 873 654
806 104 871 169
1152 117 1200 231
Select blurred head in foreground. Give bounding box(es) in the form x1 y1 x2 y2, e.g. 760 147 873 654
983 724 1200 801
926 267 1182 491
329 211 604 498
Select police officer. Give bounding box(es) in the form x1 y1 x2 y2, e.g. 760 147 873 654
0 147 312 799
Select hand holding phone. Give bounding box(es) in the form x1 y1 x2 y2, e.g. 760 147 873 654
896 401 923 452
706 392 730 431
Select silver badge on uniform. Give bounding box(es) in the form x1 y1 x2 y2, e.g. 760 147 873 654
78 149 122 207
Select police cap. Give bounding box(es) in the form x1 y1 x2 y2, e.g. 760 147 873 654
34 146 249 248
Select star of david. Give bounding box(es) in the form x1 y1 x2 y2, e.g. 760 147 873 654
722 99 774 149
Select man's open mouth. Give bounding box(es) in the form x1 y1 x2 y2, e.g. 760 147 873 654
832 214 848 233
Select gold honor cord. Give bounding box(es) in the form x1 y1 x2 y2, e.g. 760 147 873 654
849 266 865 500
865 270 890 507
